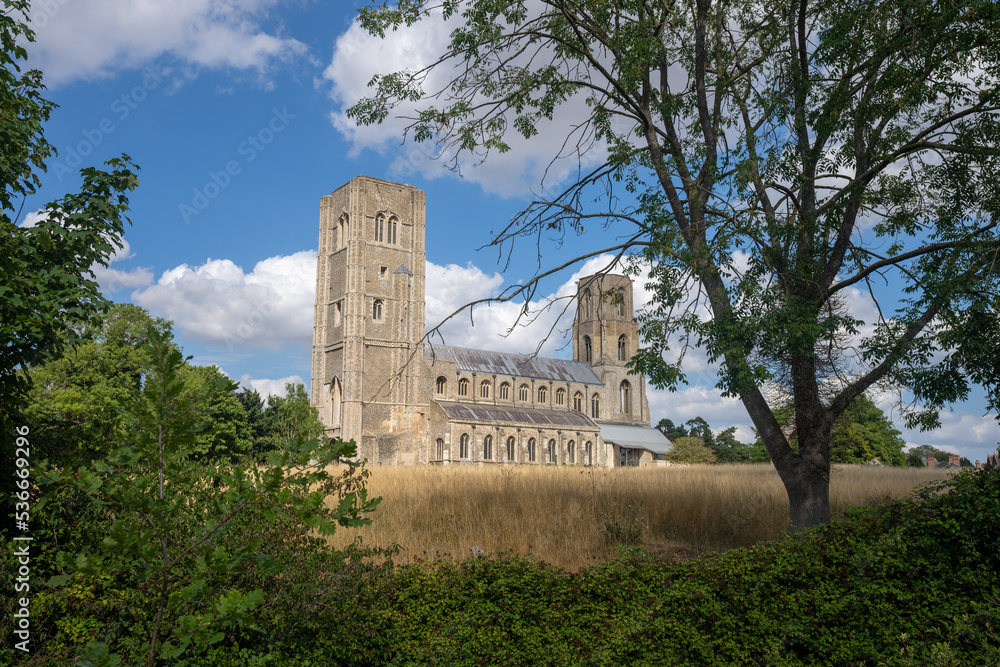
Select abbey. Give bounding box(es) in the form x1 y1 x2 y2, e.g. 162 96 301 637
310 176 671 467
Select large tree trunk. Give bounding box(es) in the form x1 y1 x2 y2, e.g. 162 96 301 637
781 461 831 530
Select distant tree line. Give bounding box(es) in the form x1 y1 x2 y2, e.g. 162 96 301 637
658 395 919 466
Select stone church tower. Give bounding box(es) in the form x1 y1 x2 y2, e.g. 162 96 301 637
311 176 430 463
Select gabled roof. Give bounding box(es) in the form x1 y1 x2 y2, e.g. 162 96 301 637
435 401 598 429
425 344 601 385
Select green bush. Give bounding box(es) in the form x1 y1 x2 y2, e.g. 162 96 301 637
10 466 998 666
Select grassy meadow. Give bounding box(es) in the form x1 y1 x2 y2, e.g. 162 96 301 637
326 463 952 570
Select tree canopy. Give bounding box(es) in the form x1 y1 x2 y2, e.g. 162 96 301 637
351 0 1000 528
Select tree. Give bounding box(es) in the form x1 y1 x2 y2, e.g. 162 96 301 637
39 328 378 666
23 304 171 466
665 436 717 464
907 444 957 467
179 364 254 460
655 418 687 441
828 395 907 465
351 0 1000 528
0 0 138 532
260 383 326 452
712 426 757 464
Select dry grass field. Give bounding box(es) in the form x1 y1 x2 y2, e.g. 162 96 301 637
325 463 953 571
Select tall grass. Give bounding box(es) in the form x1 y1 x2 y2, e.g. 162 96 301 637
326 463 952 571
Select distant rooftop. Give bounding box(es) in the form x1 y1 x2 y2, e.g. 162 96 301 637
426 344 601 385
435 401 598 429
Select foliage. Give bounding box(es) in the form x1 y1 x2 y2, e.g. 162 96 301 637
22 304 171 466
179 364 253 461
828 396 907 465
258 383 326 454
349 0 1000 528
13 465 998 665
599 499 648 546
665 436 718 464
907 443 958 467
0 0 139 531
35 328 379 666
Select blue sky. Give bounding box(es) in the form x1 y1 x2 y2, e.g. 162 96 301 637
18 0 1000 464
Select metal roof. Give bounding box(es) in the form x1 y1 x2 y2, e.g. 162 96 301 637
436 401 599 429
425 344 601 384
599 423 673 454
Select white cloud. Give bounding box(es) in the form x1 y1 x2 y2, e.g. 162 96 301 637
239 374 305 401
92 238 155 293
133 250 316 350
26 0 308 86
325 10 604 197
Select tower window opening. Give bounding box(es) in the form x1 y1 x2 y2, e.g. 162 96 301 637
618 334 628 361
372 299 383 321
620 380 632 413
591 393 600 418
583 335 592 363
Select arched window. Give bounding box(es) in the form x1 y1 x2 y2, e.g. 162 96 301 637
460 433 470 459
618 335 628 361
458 378 469 397
483 434 493 460
527 438 536 462
518 384 529 401
547 439 557 464
329 378 342 426
617 288 626 317
506 436 515 462
567 440 575 464
586 290 593 318
480 380 491 398
372 299 383 321
436 438 445 460
591 393 600 419
584 441 592 466
388 216 398 245
436 376 447 395
537 386 548 403
620 380 632 413
555 388 565 406
573 392 583 412
375 214 385 243
499 382 511 400
583 335 592 363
